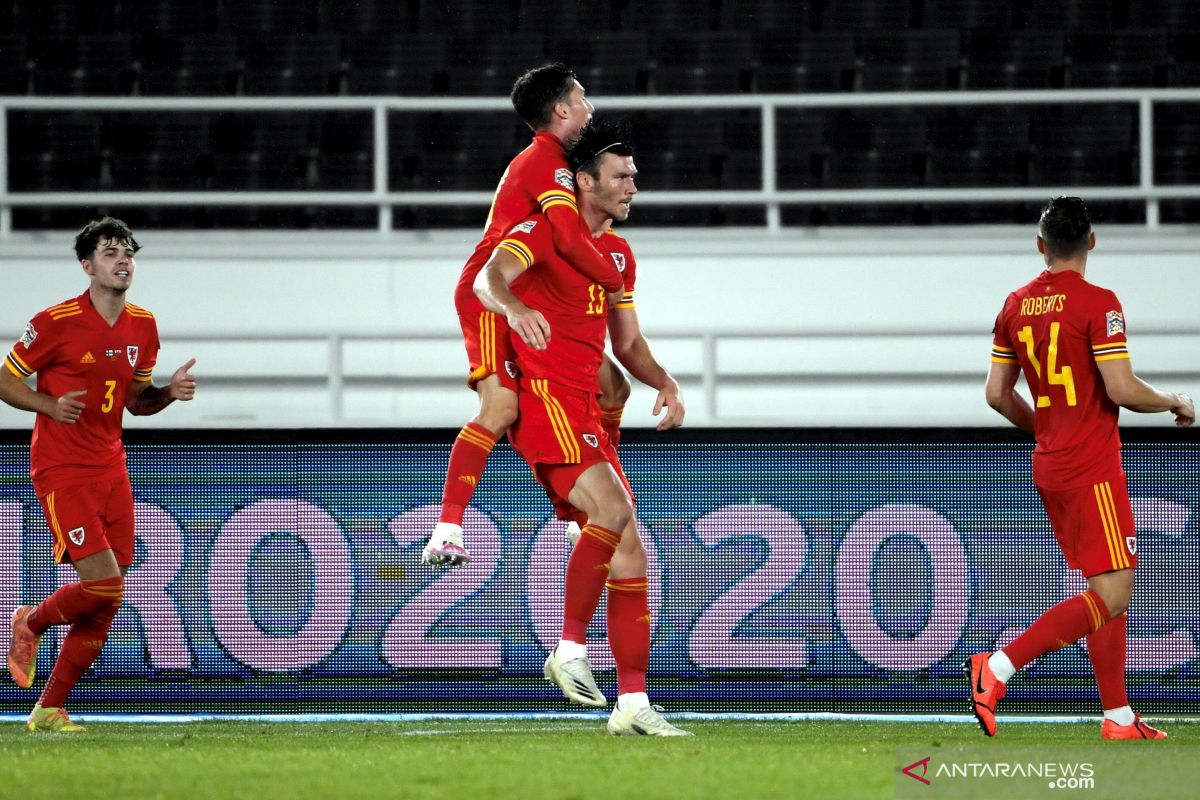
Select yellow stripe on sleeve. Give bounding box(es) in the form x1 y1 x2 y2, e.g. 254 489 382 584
496 239 534 269
540 199 578 214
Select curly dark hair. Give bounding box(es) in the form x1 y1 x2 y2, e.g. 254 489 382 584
510 62 577 130
1038 196 1092 258
74 217 140 262
567 119 634 180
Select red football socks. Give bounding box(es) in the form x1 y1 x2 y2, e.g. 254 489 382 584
1005 589 1110 670
36 576 124 708
607 577 650 696
438 422 498 525
1087 612 1129 711
600 405 624 450
27 575 124 636
561 524 620 643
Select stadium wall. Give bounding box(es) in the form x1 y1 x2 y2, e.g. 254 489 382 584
1 226 1198 428
0 427 1196 714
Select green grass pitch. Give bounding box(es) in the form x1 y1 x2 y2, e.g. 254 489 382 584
1 718 1196 799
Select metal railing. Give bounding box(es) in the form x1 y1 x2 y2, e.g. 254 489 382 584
2 88 1199 235
157 324 1200 425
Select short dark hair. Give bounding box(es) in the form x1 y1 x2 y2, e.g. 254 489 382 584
568 119 634 180
510 62 576 130
1038 196 1092 258
74 217 140 262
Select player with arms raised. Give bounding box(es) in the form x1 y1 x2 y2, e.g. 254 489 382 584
475 120 687 736
968 197 1193 739
3 217 197 732
423 63 632 569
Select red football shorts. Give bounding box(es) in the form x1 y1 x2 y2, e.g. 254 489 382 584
1037 473 1137 577
458 310 518 391
37 473 135 567
510 378 634 520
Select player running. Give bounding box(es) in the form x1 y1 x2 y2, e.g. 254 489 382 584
968 196 1193 739
423 63 634 569
474 121 688 736
2 217 197 732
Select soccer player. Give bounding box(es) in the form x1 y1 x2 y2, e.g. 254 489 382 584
423 62 631 569
2 217 197 732
968 196 1193 739
474 120 689 736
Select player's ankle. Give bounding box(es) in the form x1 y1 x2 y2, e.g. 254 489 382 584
617 692 649 712
1103 705 1135 726
555 640 587 661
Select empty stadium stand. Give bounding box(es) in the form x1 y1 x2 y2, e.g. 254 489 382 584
0 0 1195 229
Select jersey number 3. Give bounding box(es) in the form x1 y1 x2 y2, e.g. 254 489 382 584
1017 323 1077 407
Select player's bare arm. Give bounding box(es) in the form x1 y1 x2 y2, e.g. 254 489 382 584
0 367 86 424
473 249 552 351
1096 357 1194 425
608 305 685 430
984 360 1035 434
126 358 197 416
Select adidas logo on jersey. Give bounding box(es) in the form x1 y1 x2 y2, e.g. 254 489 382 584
79 352 95 364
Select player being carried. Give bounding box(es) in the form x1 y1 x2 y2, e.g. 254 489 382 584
424 63 641 569
474 120 688 736
968 196 1193 740
3 217 197 732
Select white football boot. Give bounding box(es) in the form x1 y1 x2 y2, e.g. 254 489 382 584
543 647 607 707
421 522 470 568
607 703 693 737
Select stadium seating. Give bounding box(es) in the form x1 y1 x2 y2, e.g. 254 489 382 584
342 35 448 95
1155 103 1200 223
921 0 1014 30
545 33 649 95
0 35 30 94
0 0 1194 228
926 107 1030 220
121 0 219 34
1066 29 1168 88
755 31 856 93
134 35 239 96
30 35 135 94
860 30 961 91
962 30 1066 89
240 34 343 96
651 33 754 94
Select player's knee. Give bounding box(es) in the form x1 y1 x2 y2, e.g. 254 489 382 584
80 575 125 617
1104 592 1130 618
477 397 518 434
607 493 635 534
602 371 632 408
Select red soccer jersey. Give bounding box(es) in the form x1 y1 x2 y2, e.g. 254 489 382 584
5 291 159 493
991 269 1130 489
496 216 636 393
454 131 621 313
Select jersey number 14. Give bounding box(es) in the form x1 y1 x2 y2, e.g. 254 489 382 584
1017 323 1077 407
